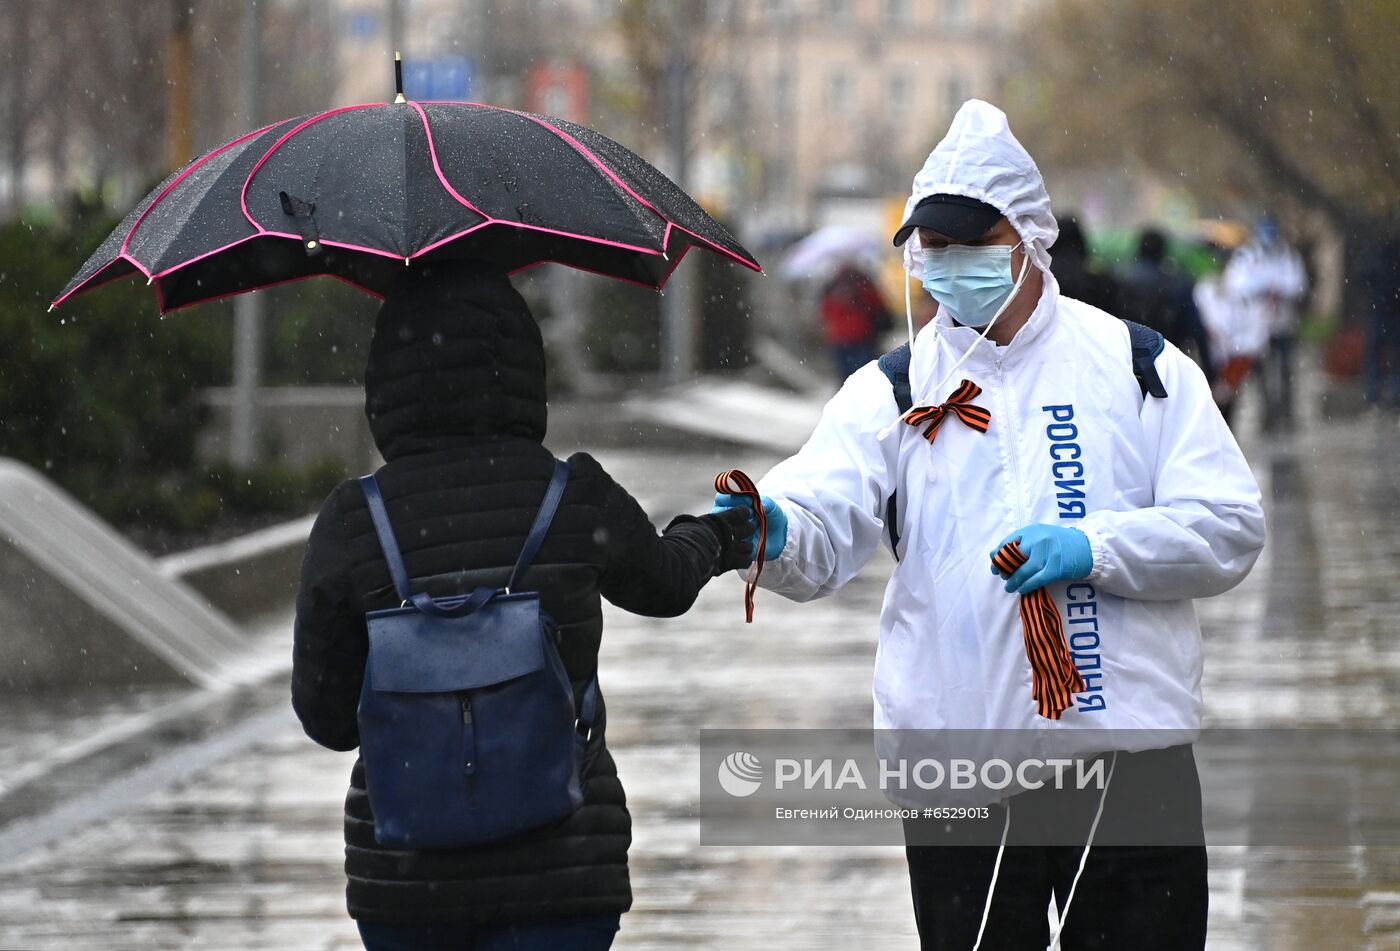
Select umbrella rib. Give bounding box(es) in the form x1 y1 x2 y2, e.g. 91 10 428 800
475 105 759 272
50 251 153 310
409 101 490 219
239 104 382 233
404 102 667 261
493 106 667 219
119 120 284 256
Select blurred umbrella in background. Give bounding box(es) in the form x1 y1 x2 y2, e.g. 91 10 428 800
52 79 761 314
776 225 885 283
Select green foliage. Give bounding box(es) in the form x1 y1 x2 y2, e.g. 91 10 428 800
0 200 361 542
0 203 225 525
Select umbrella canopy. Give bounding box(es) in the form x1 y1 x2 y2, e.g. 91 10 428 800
777 225 884 282
53 102 761 312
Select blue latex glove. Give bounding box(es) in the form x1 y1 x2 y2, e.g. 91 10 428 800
990 523 1093 595
712 493 788 564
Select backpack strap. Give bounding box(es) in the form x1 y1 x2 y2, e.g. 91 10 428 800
1123 319 1169 399
358 458 570 611
507 459 571 593
877 344 913 559
877 343 914 415
360 474 413 604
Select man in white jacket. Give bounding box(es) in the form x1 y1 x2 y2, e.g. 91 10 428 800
716 101 1265 949
1225 218 1309 431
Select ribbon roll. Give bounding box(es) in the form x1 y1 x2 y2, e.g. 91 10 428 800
714 468 767 623
991 540 1087 720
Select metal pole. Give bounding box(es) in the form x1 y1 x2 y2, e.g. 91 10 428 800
660 26 698 385
231 1 264 469
166 1 194 174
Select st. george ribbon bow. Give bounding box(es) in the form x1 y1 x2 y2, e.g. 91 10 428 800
902 379 992 443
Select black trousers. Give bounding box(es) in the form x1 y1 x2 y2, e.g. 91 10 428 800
903 745 1207 950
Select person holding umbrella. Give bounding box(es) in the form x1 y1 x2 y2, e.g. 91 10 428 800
293 263 754 949
714 101 1265 948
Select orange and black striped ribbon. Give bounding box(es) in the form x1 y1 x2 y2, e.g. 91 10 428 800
902 379 992 443
714 468 767 623
991 540 1087 720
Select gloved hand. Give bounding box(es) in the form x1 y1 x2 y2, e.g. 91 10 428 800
697 506 759 576
712 492 788 565
990 523 1093 595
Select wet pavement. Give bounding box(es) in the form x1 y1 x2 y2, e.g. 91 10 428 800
2 361 1400 949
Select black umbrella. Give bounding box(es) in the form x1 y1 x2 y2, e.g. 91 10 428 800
53 93 760 312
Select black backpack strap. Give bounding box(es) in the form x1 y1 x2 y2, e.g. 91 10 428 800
877 343 914 415
1123 319 1169 399
507 459 571 593
876 344 913 559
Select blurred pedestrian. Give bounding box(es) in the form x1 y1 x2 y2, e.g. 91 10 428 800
1194 244 1264 427
292 265 752 950
714 100 1263 951
1051 214 1125 315
818 262 893 379
1362 212 1400 409
1121 229 1216 386
1225 217 1309 431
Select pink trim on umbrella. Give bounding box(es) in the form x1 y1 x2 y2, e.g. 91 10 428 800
148 233 265 279
255 229 411 261
240 104 382 231
411 218 665 261
506 237 702 291
121 120 286 256
408 101 489 218
667 222 762 273
50 250 154 310
408 101 667 259
490 105 756 273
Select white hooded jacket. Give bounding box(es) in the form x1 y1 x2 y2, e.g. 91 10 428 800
756 102 1266 743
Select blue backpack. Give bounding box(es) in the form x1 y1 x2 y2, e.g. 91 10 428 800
356 459 596 849
877 320 1168 558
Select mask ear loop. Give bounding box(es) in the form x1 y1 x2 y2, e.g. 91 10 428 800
904 270 917 397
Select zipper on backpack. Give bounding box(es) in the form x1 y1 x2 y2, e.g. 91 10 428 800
461 695 477 775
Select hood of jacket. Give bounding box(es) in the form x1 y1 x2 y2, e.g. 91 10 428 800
901 100 1059 280
364 263 546 460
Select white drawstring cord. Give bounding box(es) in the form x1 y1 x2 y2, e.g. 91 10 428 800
1046 751 1118 950
879 247 1033 442
972 799 1012 951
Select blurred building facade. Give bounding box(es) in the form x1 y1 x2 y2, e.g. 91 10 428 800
1 0 1030 243
330 0 1033 241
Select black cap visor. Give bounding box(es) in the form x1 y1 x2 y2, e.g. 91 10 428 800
893 194 1003 246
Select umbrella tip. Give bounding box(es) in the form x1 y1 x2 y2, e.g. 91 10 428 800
47 303 56 313
146 276 154 285
393 50 406 104
404 257 411 266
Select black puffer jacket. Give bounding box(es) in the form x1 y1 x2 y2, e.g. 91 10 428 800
292 265 744 925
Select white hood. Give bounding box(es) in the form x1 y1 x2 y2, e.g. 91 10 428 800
901 100 1058 279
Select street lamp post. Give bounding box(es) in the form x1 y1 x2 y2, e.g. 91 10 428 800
660 10 699 386
231 1 265 469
